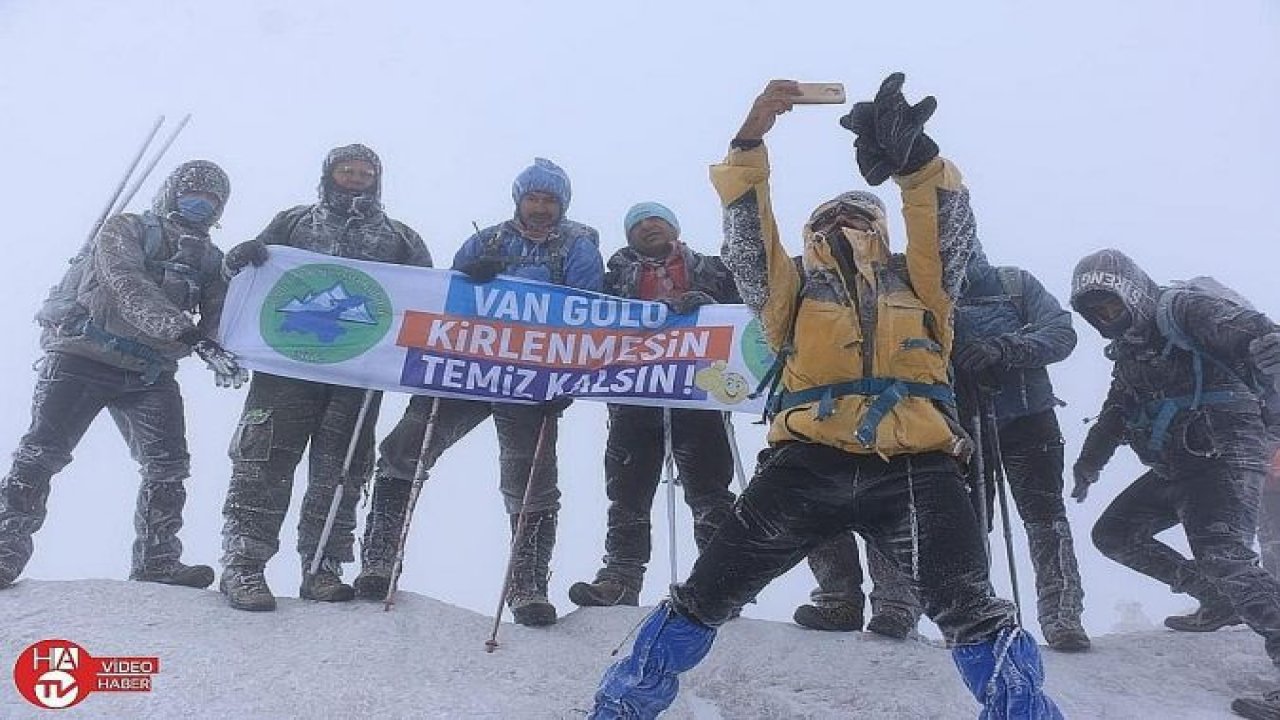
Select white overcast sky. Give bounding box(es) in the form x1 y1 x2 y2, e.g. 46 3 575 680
0 0 1277 637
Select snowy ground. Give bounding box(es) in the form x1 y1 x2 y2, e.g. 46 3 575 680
1 580 1276 719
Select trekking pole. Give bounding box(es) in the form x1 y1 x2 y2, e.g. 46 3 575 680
309 389 377 576
114 113 192 213
82 115 165 251
985 398 1024 625
721 412 749 492
971 407 990 564
383 397 441 611
662 407 680 586
486 413 556 653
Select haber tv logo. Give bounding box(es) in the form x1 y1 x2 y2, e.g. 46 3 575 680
12 639 159 710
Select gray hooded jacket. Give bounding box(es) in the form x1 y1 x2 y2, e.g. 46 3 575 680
1071 249 1278 469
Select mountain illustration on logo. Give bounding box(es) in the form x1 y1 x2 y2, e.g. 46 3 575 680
276 282 377 344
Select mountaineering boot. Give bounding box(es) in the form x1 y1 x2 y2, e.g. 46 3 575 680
300 557 355 602
508 511 558 627
866 610 918 639
220 564 276 612
1025 519 1088 651
953 626 1064 719
130 561 215 589
590 601 717 719
793 600 864 632
132 480 211 587
1233 689 1280 720
1164 602 1243 632
1043 622 1092 652
569 578 640 607
354 476 410 600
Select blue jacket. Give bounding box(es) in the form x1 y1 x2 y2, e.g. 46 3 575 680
955 254 1076 425
452 218 604 292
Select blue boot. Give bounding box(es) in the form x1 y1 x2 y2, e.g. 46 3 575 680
589 601 716 720
952 626 1064 719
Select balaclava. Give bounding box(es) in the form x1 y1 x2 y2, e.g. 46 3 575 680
319 143 382 217
1069 248 1161 340
151 160 231 232
805 190 891 277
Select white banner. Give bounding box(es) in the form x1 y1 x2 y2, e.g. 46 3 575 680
219 247 776 413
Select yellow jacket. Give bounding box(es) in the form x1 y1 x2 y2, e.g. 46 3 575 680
713 145 974 458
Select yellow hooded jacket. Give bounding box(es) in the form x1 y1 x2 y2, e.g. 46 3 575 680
713 145 975 458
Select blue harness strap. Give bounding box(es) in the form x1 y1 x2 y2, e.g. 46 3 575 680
774 378 955 446
1139 390 1254 452
78 321 169 385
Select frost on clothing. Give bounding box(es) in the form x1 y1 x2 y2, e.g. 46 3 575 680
713 145 974 457
221 145 430 576
1073 249 1280 664
452 218 604 290
1 160 232 588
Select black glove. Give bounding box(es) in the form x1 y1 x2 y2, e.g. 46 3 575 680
457 257 506 283
223 239 269 277
1070 463 1100 503
952 340 1005 373
840 72 939 186
1251 332 1280 377
542 396 573 416
666 291 717 315
191 337 250 389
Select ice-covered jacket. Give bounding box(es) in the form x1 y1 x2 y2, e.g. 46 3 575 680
1075 265 1279 471
716 145 977 457
955 254 1076 424
41 212 226 373
604 243 739 303
255 204 431 267
453 219 603 291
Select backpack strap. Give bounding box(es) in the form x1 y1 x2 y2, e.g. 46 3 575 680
996 266 1025 321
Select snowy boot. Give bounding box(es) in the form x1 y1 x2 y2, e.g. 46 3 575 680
354 476 410 600
953 625 1064 719
1026 520 1088 652
301 557 354 602
131 480 212 588
130 561 215 589
220 564 276 612
793 600 864 632
1164 601 1243 632
1043 622 1091 652
1233 689 1280 720
508 511 558 627
866 610 918 639
590 601 716 719
569 577 640 607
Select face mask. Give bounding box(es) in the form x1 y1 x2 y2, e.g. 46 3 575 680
175 195 217 226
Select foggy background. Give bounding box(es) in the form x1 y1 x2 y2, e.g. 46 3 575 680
0 0 1276 639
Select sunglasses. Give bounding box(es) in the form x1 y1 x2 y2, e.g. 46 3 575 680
334 166 377 180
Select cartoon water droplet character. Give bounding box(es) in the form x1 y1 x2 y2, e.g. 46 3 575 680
694 360 749 405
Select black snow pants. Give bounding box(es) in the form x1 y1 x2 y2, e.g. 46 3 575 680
592 405 735 591
0 352 194 580
804 409 1086 635
672 442 1016 647
1092 409 1280 662
220 372 382 568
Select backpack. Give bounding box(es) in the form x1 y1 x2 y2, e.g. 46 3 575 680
35 212 214 331
1142 275 1280 447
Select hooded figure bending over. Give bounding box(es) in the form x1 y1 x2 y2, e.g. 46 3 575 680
1068 249 1280 718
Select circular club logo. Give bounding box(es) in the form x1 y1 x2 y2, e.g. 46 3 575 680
14 639 92 709
260 263 392 364
738 317 776 384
